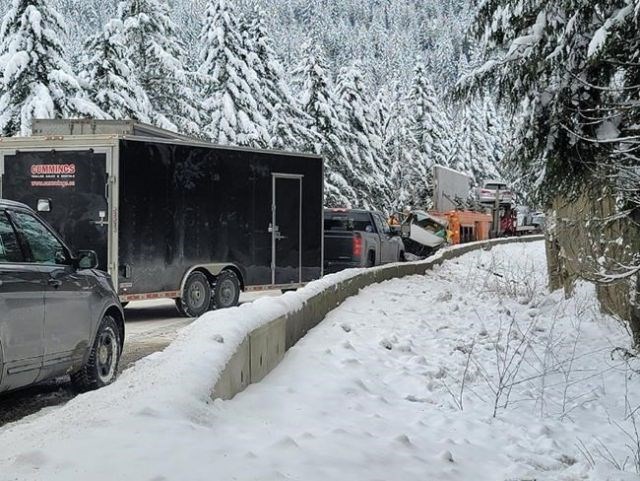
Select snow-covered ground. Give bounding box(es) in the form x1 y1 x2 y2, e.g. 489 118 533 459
1 241 639 481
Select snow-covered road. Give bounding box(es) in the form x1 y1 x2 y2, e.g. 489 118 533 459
1 242 639 480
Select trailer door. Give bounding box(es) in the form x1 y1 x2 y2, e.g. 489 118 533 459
271 174 303 285
0 150 110 272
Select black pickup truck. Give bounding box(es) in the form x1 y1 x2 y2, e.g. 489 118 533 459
324 208 405 274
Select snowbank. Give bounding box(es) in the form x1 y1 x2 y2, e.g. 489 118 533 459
12 236 626 481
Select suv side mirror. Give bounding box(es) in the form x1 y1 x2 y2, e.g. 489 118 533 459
77 250 99 269
37 198 52 212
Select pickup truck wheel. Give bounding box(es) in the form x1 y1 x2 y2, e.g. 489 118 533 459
366 251 375 267
398 250 405 262
212 270 240 309
71 314 121 392
178 271 212 317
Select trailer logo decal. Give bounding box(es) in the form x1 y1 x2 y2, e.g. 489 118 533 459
30 163 76 188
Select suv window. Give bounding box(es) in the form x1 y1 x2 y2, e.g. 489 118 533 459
11 211 68 265
0 212 24 263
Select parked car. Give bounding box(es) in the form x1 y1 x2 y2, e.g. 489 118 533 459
530 211 546 232
477 180 514 205
0 200 124 394
514 206 546 234
323 208 404 273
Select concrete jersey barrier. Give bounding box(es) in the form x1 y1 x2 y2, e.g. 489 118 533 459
213 235 544 400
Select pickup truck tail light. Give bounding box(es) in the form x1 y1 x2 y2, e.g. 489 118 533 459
353 233 363 257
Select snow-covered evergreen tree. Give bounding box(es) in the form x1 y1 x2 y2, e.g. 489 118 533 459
243 10 316 151
198 0 269 146
79 19 151 122
336 63 391 209
450 98 499 183
483 96 508 178
0 0 104 136
380 84 422 210
292 42 357 207
406 63 452 167
462 0 638 201
118 0 200 135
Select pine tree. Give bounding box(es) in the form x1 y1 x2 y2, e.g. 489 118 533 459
292 42 358 207
381 84 422 210
243 10 317 152
461 0 639 202
336 63 392 210
483 96 508 178
197 0 269 146
118 0 200 135
79 19 151 122
406 63 452 168
449 99 498 183
0 0 104 136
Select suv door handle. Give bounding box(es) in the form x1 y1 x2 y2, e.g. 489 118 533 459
48 278 62 288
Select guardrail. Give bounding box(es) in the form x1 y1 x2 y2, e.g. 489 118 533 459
213 235 544 399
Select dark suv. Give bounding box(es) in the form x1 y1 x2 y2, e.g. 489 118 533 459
0 200 124 393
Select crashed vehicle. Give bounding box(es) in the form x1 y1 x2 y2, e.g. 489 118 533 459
398 210 448 259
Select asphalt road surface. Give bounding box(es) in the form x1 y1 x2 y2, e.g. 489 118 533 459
0 292 280 427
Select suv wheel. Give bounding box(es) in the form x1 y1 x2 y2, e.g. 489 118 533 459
178 271 212 317
72 314 121 391
212 270 241 309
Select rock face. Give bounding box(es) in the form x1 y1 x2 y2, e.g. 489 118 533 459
546 188 640 344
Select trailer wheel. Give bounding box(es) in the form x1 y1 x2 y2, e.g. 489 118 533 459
175 298 188 317
212 270 241 309
178 271 212 318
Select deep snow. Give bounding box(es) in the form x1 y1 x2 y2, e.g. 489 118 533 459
1 241 639 480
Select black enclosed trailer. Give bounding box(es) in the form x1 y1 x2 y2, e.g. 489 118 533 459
0 120 324 316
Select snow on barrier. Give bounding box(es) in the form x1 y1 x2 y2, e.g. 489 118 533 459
213 235 544 400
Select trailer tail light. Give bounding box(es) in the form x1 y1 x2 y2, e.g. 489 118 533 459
353 233 363 257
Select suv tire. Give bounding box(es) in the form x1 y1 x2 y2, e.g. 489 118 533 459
72 314 121 391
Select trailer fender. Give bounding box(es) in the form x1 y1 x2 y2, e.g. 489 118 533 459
179 264 245 295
